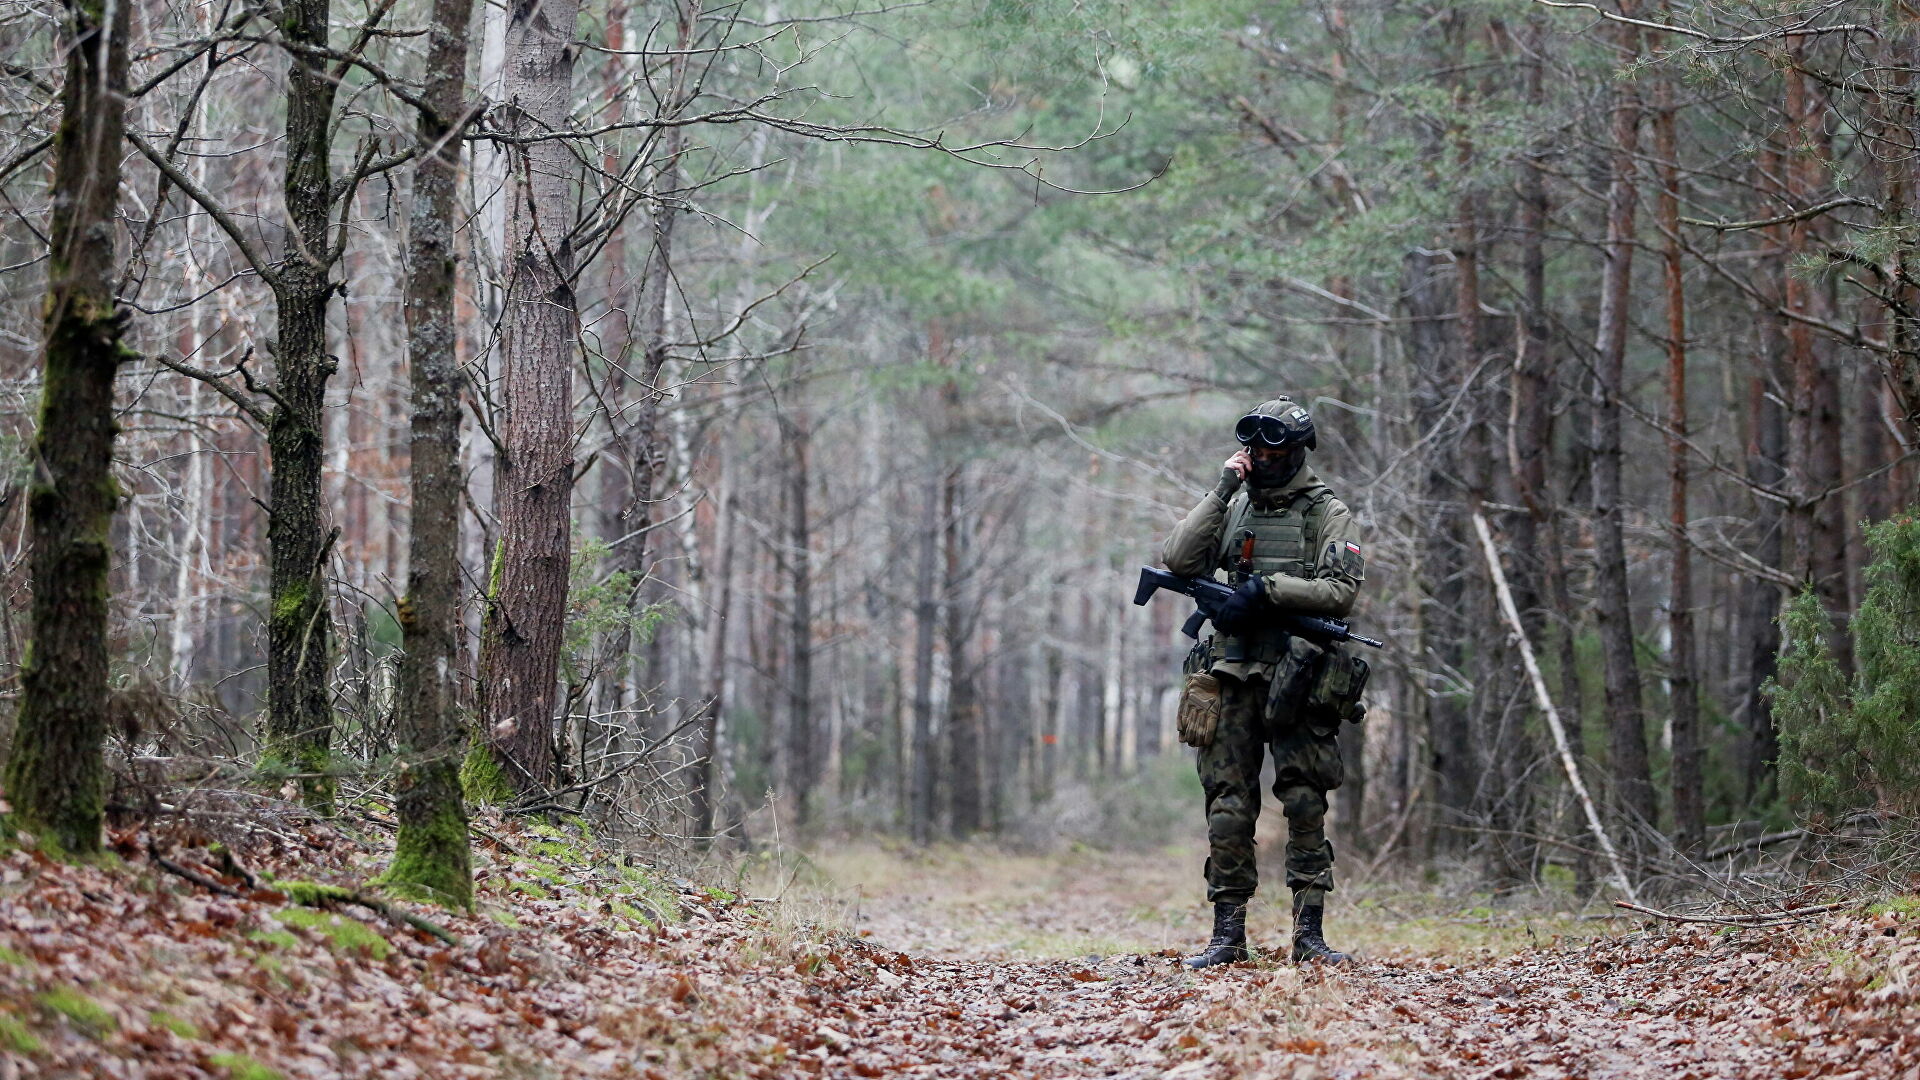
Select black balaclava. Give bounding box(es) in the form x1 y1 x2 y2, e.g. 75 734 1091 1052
1249 446 1305 489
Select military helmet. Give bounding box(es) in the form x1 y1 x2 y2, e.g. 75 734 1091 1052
1234 397 1316 451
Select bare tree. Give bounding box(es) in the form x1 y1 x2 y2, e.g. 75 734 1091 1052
2 0 131 854
384 0 478 906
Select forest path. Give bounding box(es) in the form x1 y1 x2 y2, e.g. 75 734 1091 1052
793 845 1913 1079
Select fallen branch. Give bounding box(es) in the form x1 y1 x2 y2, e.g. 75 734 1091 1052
147 840 245 898
149 841 462 947
275 880 463 946
1472 511 1640 905
1705 829 1806 860
1613 899 1853 926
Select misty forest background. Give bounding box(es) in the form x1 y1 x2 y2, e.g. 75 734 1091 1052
4 0 1920 898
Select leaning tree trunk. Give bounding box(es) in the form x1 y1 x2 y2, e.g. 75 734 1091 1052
1590 15 1657 836
2 0 131 855
265 0 344 813
477 0 583 797
384 0 475 907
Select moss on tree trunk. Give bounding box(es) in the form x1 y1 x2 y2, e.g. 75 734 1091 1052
262 0 341 814
1 0 132 856
382 0 475 909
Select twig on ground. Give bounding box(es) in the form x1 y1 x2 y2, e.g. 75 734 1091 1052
148 840 463 946
147 840 246 898
1613 899 1853 926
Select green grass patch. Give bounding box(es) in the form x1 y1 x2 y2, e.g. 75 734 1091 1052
37 986 116 1037
0 1013 42 1055
0 945 31 967
210 1051 282 1079
487 908 523 928
529 840 584 865
247 928 301 950
508 879 551 901
1867 894 1920 918
520 862 567 887
609 900 652 928
274 909 390 960
149 1009 201 1040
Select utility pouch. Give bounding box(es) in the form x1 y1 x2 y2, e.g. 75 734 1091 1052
1176 672 1222 749
1182 638 1212 677
1308 647 1370 724
1265 634 1324 720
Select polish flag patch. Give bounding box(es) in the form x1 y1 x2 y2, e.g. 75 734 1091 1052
1344 541 1361 557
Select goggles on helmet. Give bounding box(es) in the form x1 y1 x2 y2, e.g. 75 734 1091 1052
1235 412 1304 448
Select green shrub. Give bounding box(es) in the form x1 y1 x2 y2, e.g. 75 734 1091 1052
1770 512 1920 815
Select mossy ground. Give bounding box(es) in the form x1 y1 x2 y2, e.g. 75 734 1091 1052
273 908 390 960
37 985 116 1037
0 1012 42 1055
210 1051 282 1079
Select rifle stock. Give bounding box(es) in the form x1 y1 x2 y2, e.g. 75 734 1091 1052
1133 566 1384 648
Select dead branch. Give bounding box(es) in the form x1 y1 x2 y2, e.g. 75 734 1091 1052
1613 899 1853 926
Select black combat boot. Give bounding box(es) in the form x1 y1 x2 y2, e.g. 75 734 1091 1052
1290 894 1352 966
1185 901 1250 969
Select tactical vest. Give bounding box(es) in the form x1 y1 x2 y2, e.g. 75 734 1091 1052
1211 485 1334 664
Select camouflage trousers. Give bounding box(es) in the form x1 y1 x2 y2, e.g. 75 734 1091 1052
1197 672 1342 904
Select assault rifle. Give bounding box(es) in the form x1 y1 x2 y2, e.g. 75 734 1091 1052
1132 566 1385 648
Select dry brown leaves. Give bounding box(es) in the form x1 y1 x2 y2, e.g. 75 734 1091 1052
1 826 1915 1079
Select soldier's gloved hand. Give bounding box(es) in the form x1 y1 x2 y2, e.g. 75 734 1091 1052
1211 575 1269 636
1216 450 1251 499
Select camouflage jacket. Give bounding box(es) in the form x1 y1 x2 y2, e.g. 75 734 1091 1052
1158 467 1365 679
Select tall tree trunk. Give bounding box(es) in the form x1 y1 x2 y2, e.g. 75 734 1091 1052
1739 351 1788 804
778 401 814 826
478 0 583 796
385 0 476 907
1515 19 1587 829
265 0 344 812
1653 79 1703 852
1403 249 1470 851
1590 13 1656 835
603 0 695 701
944 464 984 836
2 0 131 854
692 469 733 839
909 467 939 846
1781 53 1854 666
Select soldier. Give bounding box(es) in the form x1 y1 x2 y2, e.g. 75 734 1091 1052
1160 397 1365 969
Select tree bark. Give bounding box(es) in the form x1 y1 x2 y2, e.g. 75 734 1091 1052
265 0 344 813
3 0 131 855
478 0 583 796
1402 249 1470 851
602 0 694 709
1653 79 1703 852
386 0 475 907
944 463 984 836
909 467 939 846
1590 12 1656 834
778 401 815 826
692 469 733 839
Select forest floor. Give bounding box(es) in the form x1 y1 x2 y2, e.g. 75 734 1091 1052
0 816 1915 1079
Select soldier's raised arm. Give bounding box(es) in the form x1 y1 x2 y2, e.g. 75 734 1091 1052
1259 498 1364 617
1160 451 1250 577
